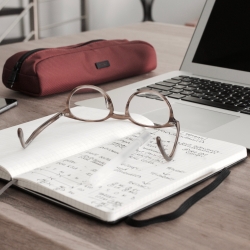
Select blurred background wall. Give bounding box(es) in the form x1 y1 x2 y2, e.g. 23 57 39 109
0 0 206 44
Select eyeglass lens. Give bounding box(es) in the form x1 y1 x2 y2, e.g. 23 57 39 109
69 87 110 120
128 92 171 126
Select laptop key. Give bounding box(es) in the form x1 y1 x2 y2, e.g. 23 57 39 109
137 87 152 91
168 93 186 99
190 83 201 88
147 84 172 91
164 79 181 84
195 89 206 93
173 85 185 89
221 83 232 87
171 77 183 80
171 88 183 93
179 81 191 86
191 93 205 98
184 86 196 91
237 103 248 108
213 98 227 103
210 81 221 85
224 101 236 106
155 82 175 87
202 95 214 101
182 78 192 82
145 94 164 101
160 91 172 96
182 96 244 112
181 90 193 95
241 108 250 115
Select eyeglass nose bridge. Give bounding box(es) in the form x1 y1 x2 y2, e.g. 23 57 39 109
111 113 130 120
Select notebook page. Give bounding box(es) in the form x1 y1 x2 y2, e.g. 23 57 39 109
16 129 246 221
0 107 148 179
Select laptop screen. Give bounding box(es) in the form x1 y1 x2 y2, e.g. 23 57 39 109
192 0 250 73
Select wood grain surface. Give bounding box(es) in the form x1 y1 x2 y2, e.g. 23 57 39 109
0 22 249 250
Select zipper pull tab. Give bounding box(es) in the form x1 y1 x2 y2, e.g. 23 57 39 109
8 61 22 88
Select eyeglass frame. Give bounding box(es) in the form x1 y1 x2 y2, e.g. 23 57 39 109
18 85 180 161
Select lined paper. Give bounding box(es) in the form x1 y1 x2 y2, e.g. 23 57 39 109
0 107 148 178
17 128 246 221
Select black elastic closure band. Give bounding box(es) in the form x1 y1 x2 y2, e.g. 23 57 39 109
0 179 17 196
125 168 230 227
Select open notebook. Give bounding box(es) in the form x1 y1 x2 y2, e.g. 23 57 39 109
0 107 247 222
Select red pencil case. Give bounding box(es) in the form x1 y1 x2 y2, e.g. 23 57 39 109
2 39 157 97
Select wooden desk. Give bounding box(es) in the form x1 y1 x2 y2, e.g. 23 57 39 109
0 22 249 250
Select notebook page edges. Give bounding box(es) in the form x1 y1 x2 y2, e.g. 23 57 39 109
16 129 246 222
0 107 149 179
0 168 11 181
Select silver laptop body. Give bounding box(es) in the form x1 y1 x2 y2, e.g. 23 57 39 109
78 0 250 148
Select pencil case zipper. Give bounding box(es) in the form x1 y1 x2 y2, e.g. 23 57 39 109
8 48 45 88
8 39 105 88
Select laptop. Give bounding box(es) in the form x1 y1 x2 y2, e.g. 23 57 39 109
78 0 250 149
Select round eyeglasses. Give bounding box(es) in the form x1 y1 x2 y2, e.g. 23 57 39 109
18 85 180 161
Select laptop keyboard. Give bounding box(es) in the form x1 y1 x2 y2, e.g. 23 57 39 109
138 75 250 115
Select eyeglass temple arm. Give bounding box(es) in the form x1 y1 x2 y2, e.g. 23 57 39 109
156 120 180 161
18 112 63 149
